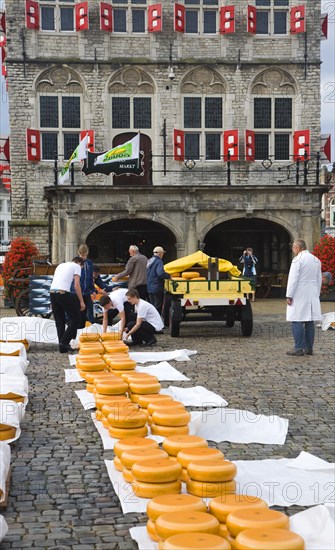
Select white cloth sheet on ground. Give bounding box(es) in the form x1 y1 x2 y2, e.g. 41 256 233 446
129 349 197 363
0 400 25 443
189 408 288 444
65 361 189 383
0 442 11 502
0 342 27 360
0 515 8 542
0 317 58 344
75 390 96 410
65 369 84 383
321 311 335 331
0 374 29 405
234 452 335 506
0 356 29 375
161 386 228 407
91 413 116 450
130 505 335 550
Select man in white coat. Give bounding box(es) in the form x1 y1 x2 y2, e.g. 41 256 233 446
286 239 322 356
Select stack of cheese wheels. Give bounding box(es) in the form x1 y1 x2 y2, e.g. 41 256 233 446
103 341 129 354
177 447 224 488
225 508 290 547
114 436 159 473
209 494 268 540
155 511 220 541
101 332 122 342
147 400 186 429
121 372 157 384
83 371 117 392
0 422 16 441
120 446 168 484
79 341 105 355
79 332 100 343
146 493 207 542
76 354 107 381
150 407 191 438
131 458 182 499
107 357 137 376
93 378 129 424
162 435 209 459
234 528 305 550
107 401 148 439
186 458 237 498
159 533 231 549
128 377 162 405
133 393 173 409
99 399 138 428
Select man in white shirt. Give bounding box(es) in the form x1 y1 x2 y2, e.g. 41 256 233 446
124 288 164 346
50 256 85 353
99 288 134 334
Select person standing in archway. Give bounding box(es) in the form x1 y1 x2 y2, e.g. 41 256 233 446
147 246 171 314
112 245 148 299
71 244 95 326
239 247 258 302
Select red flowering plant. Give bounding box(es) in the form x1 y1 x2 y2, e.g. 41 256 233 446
312 234 335 295
2 237 39 299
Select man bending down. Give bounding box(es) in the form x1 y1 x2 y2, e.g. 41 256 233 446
99 287 134 335
124 289 164 346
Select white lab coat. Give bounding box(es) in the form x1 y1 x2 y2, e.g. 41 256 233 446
286 250 322 321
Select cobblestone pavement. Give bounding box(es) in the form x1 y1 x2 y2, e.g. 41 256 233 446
1 300 334 548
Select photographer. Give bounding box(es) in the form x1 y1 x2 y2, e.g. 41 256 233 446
239 247 258 302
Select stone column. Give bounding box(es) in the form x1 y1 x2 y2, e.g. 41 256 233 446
175 242 186 259
52 211 60 264
64 210 79 262
185 210 198 255
301 209 321 250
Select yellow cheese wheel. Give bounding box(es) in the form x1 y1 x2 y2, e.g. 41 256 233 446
101 332 122 341
121 447 168 469
180 468 189 483
209 495 268 523
84 372 115 384
76 353 102 361
161 533 231 550
147 401 185 415
86 383 93 393
177 448 224 468
108 359 137 371
151 424 189 437
187 460 237 482
129 381 161 395
113 456 123 471
104 353 130 363
114 436 159 458
0 426 16 440
0 338 30 349
134 394 173 408
147 519 161 542
108 425 148 439
101 416 110 429
121 372 156 383
163 435 208 457
132 458 182 483
101 402 140 418
79 333 100 342
110 369 138 377
79 344 105 354
132 480 182 499
103 343 129 353
95 395 130 410
234 528 305 550
155 511 220 540
0 395 24 403
219 523 229 539
0 350 20 356
186 479 236 498
77 363 106 372
226 509 289 539
152 410 191 427
107 410 148 429
127 374 159 384
95 380 128 396
147 493 207 522
95 410 103 421
181 271 201 279
122 467 134 484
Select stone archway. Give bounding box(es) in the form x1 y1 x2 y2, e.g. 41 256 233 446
86 218 176 263
203 218 291 273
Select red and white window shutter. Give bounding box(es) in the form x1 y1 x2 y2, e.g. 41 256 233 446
320 134 331 163
293 130 310 161
26 0 39 30
321 13 328 40
0 36 6 48
174 3 185 33
220 6 235 34
0 138 10 162
0 11 6 33
26 129 41 162
80 130 95 152
245 131 255 162
290 5 305 34
75 2 89 31
247 5 256 34
224 130 239 161
100 2 113 32
148 4 162 32
174 130 185 161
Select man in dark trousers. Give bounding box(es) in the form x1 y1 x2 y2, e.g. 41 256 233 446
50 257 85 353
147 246 170 314
112 245 148 299
124 289 164 347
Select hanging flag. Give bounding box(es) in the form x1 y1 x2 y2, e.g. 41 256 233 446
58 134 88 185
82 134 141 176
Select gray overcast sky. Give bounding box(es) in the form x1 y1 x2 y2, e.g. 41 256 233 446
0 0 334 161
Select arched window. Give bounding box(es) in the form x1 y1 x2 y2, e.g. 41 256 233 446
36 67 83 160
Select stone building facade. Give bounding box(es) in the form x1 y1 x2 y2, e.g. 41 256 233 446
4 0 329 270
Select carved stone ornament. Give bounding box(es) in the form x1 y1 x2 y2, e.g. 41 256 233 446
36 67 83 93
109 67 154 95
181 67 225 94
251 68 296 96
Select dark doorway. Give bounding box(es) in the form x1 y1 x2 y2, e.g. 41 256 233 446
87 218 176 263
112 133 152 186
204 218 291 273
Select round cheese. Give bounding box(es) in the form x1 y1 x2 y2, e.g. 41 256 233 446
132 458 182 483
209 495 268 523
121 372 156 383
79 333 100 342
181 271 201 279
79 344 104 354
104 353 129 363
147 493 207 522
234 528 305 550
0 395 25 403
129 381 161 395
95 380 128 396
77 353 102 361
101 416 110 429
177 448 224 468
187 459 237 482
147 519 161 542
107 359 137 371
103 342 129 353
155 511 220 540
113 456 123 471
152 410 191 427
147 401 185 415
151 424 189 437
122 467 134 484
84 372 116 384
127 374 159 384
86 383 94 393
226 509 290 538
121 447 168 469
95 410 103 421
107 410 148 429
114 437 159 458
101 402 140 418
219 523 229 539
180 468 189 483
134 394 173 408
101 332 122 341
161 533 231 549
186 479 236 498
131 480 182 499
95 395 130 410
77 363 106 372
162 435 208 457
0 426 16 440
108 425 148 439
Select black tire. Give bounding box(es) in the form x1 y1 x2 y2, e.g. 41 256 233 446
162 293 173 327
240 300 253 337
226 319 235 328
15 288 30 316
169 300 182 337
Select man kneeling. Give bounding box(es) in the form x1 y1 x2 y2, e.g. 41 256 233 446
124 289 164 346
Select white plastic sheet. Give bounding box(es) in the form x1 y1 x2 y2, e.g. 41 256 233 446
0 400 25 443
75 389 96 410
0 317 58 344
321 311 335 331
161 386 228 407
0 515 8 542
129 349 197 363
66 361 189 383
64 369 84 383
0 373 29 405
0 441 10 503
0 356 29 375
0 342 27 360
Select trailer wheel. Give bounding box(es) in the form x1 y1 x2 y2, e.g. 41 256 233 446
169 301 182 337
162 293 172 327
240 300 253 337
15 288 30 316
226 318 235 328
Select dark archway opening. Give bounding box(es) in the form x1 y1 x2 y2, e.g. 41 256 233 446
87 218 176 263
204 218 291 273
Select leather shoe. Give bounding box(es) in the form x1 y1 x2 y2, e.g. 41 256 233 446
143 337 157 347
304 349 313 355
59 344 73 354
124 340 142 347
286 349 304 356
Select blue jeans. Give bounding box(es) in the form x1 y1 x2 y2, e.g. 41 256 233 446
291 321 315 351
